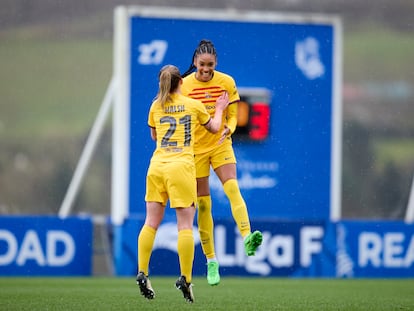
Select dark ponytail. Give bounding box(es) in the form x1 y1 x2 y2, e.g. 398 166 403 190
181 39 217 78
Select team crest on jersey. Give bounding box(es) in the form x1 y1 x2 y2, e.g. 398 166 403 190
205 92 212 98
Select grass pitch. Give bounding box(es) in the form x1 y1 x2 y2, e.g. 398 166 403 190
0 277 413 310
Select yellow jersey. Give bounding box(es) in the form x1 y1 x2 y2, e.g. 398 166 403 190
148 93 211 163
181 70 240 154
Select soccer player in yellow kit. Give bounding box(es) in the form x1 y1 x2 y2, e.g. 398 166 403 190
181 40 263 286
136 65 229 303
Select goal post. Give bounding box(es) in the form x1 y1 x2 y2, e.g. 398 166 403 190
111 6 131 226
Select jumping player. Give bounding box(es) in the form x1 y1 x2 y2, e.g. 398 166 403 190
181 40 263 286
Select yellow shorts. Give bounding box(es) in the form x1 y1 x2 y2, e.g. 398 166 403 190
195 141 236 178
145 161 197 208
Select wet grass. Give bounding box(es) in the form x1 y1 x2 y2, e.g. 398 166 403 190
0 277 413 310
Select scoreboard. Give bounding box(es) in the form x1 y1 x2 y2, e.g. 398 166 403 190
111 6 342 223
235 88 271 141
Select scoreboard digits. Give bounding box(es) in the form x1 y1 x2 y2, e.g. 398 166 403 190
234 88 271 141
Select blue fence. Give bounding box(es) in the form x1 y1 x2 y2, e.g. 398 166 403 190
1 216 412 277
113 216 414 278
0 216 92 276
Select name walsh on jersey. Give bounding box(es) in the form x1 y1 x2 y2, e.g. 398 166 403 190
164 105 185 113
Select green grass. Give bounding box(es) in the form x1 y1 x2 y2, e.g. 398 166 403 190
0 277 413 310
373 138 414 171
344 28 414 81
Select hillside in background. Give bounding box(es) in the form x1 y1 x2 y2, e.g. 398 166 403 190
1 0 414 32
0 1 413 219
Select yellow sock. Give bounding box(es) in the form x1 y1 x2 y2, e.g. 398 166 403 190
177 229 194 283
223 179 251 238
197 195 216 259
137 224 156 276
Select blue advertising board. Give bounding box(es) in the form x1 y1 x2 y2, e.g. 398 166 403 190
116 7 342 222
113 215 414 278
336 221 414 278
114 216 335 277
0 216 92 276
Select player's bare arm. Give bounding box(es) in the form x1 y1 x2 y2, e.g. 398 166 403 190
204 91 229 133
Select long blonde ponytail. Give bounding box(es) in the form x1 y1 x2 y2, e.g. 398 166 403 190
155 65 182 108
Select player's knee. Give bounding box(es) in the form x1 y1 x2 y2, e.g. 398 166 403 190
197 196 211 213
223 179 241 196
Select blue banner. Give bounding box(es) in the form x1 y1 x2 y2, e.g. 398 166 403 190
114 217 414 278
336 221 414 278
114 217 335 277
0 216 92 276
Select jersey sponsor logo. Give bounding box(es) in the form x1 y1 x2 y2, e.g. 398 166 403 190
138 40 168 65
